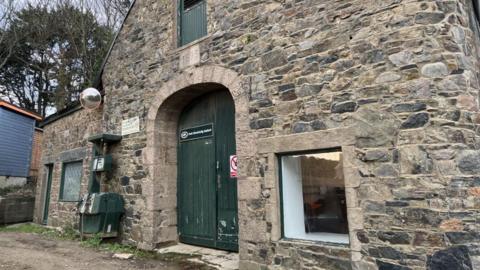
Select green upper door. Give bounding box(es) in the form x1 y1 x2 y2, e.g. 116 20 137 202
178 90 238 251
178 0 207 46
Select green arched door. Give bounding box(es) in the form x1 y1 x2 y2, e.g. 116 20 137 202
177 90 238 251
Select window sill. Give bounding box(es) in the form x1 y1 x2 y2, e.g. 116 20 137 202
58 200 80 203
173 35 211 54
279 237 350 249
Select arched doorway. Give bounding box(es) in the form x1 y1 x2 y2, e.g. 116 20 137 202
177 90 238 251
144 66 249 251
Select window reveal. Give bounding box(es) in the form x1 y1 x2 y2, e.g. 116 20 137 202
469 0 480 37
473 0 480 22
281 150 349 244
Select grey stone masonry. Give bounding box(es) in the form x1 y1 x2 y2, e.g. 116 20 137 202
34 107 103 227
36 0 480 269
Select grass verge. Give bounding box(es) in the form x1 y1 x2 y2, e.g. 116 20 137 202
0 223 78 240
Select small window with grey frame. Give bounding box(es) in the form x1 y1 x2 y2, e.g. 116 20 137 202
60 161 83 202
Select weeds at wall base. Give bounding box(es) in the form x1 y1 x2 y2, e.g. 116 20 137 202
0 223 203 263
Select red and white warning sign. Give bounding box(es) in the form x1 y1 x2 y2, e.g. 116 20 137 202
230 155 238 178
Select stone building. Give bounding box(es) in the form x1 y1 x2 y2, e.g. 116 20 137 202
34 0 480 269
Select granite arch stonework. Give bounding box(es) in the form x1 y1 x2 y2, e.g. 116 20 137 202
141 65 250 249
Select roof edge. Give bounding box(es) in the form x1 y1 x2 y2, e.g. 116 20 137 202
0 101 43 121
39 103 83 128
92 0 137 90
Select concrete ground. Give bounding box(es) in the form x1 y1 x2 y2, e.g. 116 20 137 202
157 243 239 270
0 232 238 270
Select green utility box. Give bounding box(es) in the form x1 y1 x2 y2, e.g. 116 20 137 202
79 193 124 236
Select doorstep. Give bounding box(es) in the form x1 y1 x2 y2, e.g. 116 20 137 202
156 243 239 270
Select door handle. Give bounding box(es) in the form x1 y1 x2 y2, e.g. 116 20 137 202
216 161 221 189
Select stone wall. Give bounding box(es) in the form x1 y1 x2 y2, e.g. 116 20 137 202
0 196 35 225
2 175 37 225
29 129 44 180
34 0 480 269
0 176 27 188
34 107 103 227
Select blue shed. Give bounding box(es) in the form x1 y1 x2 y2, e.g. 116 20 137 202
0 101 42 177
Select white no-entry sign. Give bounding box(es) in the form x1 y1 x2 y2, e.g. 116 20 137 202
230 155 238 178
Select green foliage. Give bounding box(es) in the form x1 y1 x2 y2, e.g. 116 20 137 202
81 233 103 248
0 3 118 116
0 223 52 234
241 34 257 45
58 226 80 240
78 238 159 259
0 223 80 240
0 223 214 269
0 186 22 196
84 241 214 269
100 243 155 259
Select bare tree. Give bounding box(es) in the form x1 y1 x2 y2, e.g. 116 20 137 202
53 0 131 30
91 0 131 30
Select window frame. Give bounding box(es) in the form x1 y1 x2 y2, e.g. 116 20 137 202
177 0 207 47
473 0 480 22
256 128 360 265
278 148 350 245
42 163 54 225
59 160 83 202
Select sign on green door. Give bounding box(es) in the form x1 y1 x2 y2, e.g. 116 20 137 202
177 90 238 252
179 123 214 142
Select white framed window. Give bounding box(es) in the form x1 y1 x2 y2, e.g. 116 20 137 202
280 150 349 244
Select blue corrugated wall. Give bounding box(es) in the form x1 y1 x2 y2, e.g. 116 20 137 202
0 107 35 177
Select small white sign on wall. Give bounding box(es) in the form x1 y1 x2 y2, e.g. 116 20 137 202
179 44 200 70
122 117 140 136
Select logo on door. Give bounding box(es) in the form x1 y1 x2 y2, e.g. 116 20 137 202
180 131 189 140
179 123 214 142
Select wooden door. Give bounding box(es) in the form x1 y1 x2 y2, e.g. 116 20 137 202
42 164 53 225
177 91 238 251
178 0 207 46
